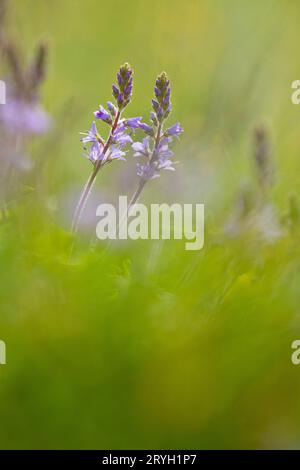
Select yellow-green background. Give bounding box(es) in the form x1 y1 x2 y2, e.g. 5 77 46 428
1 0 300 449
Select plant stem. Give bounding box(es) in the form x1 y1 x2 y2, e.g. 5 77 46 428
127 179 146 213
120 122 163 232
71 110 121 234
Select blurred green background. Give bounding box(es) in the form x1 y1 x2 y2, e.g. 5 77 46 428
1 0 300 449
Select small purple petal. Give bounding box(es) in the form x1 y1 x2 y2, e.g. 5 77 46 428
107 101 117 116
124 82 132 96
165 122 184 137
124 117 142 129
80 122 98 144
117 72 123 87
154 86 161 98
157 107 163 120
0 99 51 135
117 93 124 107
94 105 112 124
114 133 133 148
138 122 154 136
112 84 119 98
85 141 104 163
109 146 126 161
152 100 159 112
132 137 151 158
150 112 158 126
137 163 159 181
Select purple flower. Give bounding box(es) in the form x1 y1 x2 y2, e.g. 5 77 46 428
132 137 151 158
165 122 183 137
157 158 175 171
150 112 158 126
154 86 161 98
124 82 132 96
151 72 171 123
131 71 183 182
0 99 51 135
108 146 126 162
137 163 160 180
107 101 117 116
111 120 135 149
151 100 159 113
117 72 123 87
113 132 133 148
94 105 112 125
80 122 99 144
112 63 133 110
85 141 104 164
73 62 137 233
117 93 124 108
112 84 119 99
157 137 174 159
132 134 175 181
124 117 142 129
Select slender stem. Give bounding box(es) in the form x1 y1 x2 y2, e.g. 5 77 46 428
119 122 163 234
127 179 147 214
71 165 99 234
150 122 162 165
71 110 121 235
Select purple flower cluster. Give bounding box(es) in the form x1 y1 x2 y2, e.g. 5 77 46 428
81 120 140 165
0 97 51 135
73 64 183 233
0 41 50 136
133 136 174 180
112 62 133 110
80 64 143 166
132 71 183 181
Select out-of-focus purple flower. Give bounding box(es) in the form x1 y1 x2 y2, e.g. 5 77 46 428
0 98 51 134
94 105 112 125
112 63 133 110
164 122 183 137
